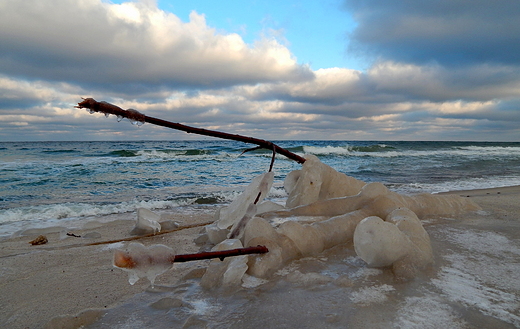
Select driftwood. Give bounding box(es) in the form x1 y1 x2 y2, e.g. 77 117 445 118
114 245 269 269
76 98 306 164
86 221 213 246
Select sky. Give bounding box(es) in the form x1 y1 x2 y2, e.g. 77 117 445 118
1 0 519 142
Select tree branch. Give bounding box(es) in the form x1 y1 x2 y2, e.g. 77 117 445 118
172 245 269 263
76 98 306 164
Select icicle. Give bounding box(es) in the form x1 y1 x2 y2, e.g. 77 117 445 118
127 109 146 126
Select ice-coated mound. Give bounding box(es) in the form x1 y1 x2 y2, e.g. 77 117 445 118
200 239 248 289
385 208 434 279
198 155 480 284
113 242 175 286
130 208 161 236
353 216 411 267
353 208 435 278
285 154 365 208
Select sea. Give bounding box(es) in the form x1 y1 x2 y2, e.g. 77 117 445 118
1 140 520 237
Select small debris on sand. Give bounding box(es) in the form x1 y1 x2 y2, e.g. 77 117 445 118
30 235 48 245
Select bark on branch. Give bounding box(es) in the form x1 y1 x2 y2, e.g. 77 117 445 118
172 245 269 263
76 98 306 164
113 245 269 269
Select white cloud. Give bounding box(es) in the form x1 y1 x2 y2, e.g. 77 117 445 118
0 0 519 141
0 0 313 93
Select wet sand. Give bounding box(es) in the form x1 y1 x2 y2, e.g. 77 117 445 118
0 186 519 328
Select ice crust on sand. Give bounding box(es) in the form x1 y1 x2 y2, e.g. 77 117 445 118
113 242 175 286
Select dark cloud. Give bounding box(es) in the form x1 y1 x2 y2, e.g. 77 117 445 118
344 0 520 66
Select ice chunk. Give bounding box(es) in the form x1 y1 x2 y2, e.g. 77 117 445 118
286 155 365 208
275 182 388 218
130 208 161 235
200 239 248 289
205 223 229 245
255 200 285 214
228 203 257 240
277 221 326 256
283 169 301 194
386 208 434 279
113 242 175 286
246 236 284 278
222 255 249 286
243 217 280 247
353 216 411 267
159 220 179 231
216 172 274 230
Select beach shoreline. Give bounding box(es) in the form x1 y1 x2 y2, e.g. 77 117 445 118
0 185 519 328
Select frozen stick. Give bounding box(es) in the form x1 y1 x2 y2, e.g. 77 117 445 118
76 98 306 164
114 245 269 269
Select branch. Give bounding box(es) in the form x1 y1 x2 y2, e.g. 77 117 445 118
76 98 306 164
173 245 269 263
114 245 269 269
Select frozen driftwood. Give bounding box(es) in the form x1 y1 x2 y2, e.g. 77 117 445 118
77 99 480 287
202 155 480 284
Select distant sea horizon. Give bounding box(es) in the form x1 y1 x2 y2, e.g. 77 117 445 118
1 139 519 236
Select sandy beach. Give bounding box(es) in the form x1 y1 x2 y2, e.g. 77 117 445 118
1 186 519 328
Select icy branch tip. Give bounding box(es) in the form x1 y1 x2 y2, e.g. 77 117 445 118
76 98 145 125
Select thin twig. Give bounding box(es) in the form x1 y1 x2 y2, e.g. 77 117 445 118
76 98 306 164
86 221 213 246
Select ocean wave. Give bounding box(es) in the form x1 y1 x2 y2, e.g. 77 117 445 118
390 175 520 194
303 144 395 156
0 198 196 226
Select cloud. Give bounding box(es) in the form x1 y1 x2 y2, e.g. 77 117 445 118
0 0 313 95
344 0 520 67
0 0 519 141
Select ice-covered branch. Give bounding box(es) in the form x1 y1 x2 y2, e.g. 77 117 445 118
113 242 268 286
76 98 306 164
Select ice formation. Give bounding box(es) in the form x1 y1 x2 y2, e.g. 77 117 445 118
114 154 480 288
201 154 480 284
200 239 249 289
113 242 175 286
205 172 274 244
285 155 366 208
130 208 161 235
